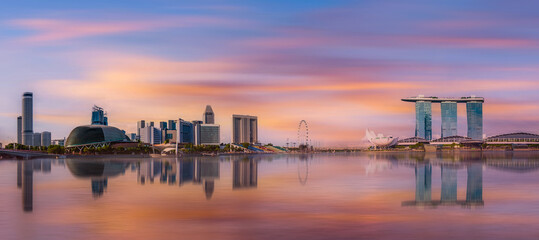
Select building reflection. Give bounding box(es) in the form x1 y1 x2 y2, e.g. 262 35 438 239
16 159 59 212
233 158 258 189
22 160 33 212
66 159 128 198
136 158 220 200
403 162 484 207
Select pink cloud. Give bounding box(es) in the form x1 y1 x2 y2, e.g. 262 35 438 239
8 16 238 43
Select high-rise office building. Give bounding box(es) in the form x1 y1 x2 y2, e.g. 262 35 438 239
441 101 457 137
137 120 146 140
415 101 432 140
196 124 220 145
17 116 22 144
22 92 33 146
140 126 162 145
33 132 42 147
232 115 258 144
130 133 137 142
466 101 483 140
203 105 215 124
159 121 168 130
168 120 176 130
41 131 51 147
177 119 194 144
91 105 107 125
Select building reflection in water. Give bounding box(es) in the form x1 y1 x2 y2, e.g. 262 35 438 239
16 159 58 212
403 162 484 207
233 158 258 189
66 159 128 198
415 164 432 202
22 160 33 212
136 158 220 200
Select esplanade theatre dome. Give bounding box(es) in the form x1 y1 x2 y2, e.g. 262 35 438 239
66 125 130 148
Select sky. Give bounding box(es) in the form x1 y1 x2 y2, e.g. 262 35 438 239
0 0 539 147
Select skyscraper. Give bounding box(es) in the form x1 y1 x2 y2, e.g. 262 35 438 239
415 101 432 140
22 92 33 146
17 116 22 144
203 105 215 124
159 121 168 130
232 115 258 144
137 120 146 140
41 131 51 147
140 126 162 145
168 120 176 130
33 132 42 147
199 124 220 145
91 105 107 125
441 101 457 137
466 101 483 140
177 119 194 144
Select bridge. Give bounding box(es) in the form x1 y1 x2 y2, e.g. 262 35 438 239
0 149 58 159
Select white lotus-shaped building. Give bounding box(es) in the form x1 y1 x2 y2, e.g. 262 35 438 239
366 129 399 148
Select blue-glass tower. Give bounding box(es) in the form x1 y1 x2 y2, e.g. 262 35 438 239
415 101 432 140
441 101 457 137
91 105 107 126
466 102 483 140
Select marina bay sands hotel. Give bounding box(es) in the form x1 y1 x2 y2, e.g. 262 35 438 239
402 95 484 141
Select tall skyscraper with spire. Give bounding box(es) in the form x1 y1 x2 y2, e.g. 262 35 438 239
203 105 215 124
22 92 33 146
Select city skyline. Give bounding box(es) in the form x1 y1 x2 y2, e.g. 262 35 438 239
1 1 539 147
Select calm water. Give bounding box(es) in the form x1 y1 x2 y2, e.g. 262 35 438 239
2 152 539 240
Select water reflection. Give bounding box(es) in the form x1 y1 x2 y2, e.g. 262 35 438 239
12 152 539 214
16 159 56 212
402 162 484 207
66 159 128 198
233 159 257 189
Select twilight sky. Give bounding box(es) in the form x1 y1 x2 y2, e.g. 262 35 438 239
1 0 539 147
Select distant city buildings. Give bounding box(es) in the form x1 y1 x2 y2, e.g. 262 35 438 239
232 115 258 144
137 105 221 146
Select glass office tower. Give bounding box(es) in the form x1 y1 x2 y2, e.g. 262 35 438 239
441 101 457 137
22 92 33 146
466 101 483 140
415 101 432 140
